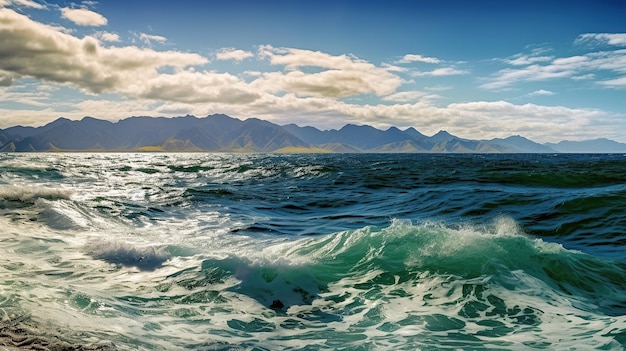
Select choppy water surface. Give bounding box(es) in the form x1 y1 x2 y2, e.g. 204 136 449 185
1 153 625 350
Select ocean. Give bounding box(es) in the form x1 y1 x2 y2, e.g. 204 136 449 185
0 153 625 350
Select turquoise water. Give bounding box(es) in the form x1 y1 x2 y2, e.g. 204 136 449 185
0 153 625 350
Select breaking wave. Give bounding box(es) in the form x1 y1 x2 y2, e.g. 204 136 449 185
85 240 170 271
0 185 72 206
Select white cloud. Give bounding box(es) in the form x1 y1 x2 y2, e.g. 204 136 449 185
215 48 254 61
0 98 169 127
61 7 107 26
412 67 468 77
482 48 626 90
0 9 406 109
598 76 626 88
571 73 595 80
0 85 52 106
381 63 408 72
484 36 626 90
504 54 553 66
95 31 120 42
397 54 440 64
552 55 588 66
436 101 614 142
425 85 452 92
0 8 229 102
72 99 163 120
0 0 44 9
381 91 429 102
0 107 66 127
137 71 260 104
480 64 571 90
255 45 403 98
576 33 626 47
527 89 555 96
139 32 167 45
155 102 196 115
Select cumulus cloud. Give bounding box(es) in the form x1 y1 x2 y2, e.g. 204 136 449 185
0 9 206 92
0 8 270 106
0 9 407 111
255 45 403 98
61 7 107 26
137 71 260 104
397 54 440 64
215 48 254 61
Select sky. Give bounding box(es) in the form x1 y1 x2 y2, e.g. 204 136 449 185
1 0 626 143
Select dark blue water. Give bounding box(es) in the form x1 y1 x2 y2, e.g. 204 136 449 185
171 153 626 259
1 153 625 350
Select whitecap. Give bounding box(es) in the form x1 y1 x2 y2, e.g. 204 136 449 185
85 240 170 271
0 186 72 206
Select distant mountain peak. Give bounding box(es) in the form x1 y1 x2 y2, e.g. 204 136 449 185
1 114 625 153
430 130 457 143
545 138 626 153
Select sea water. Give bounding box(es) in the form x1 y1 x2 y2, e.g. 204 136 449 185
0 153 625 350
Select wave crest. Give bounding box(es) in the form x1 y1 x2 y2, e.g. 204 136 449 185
0 186 72 206
85 240 170 271
276 219 626 314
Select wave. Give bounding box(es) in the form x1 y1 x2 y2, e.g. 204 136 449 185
285 218 626 311
0 165 65 181
85 240 170 271
157 219 626 349
205 218 625 311
0 315 113 351
0 185 72 206
2 153 625 349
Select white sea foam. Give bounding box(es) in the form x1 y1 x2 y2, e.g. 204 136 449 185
0 185 72 204
85 240 170 271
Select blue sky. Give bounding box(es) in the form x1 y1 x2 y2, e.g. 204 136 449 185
1 0 626 142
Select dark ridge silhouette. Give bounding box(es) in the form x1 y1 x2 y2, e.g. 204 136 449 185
1 114 624 153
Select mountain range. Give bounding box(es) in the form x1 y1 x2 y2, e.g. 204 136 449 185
1 114 625 153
